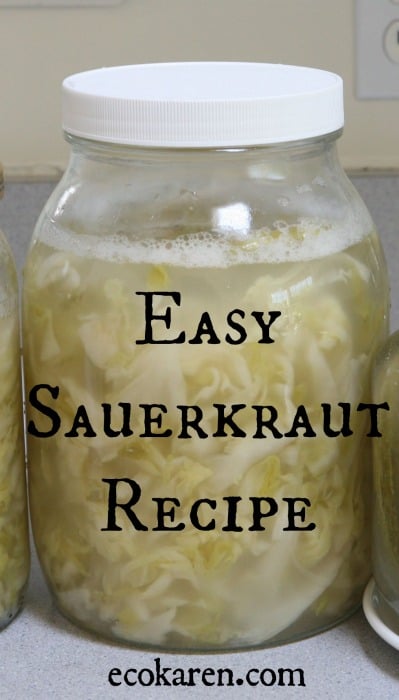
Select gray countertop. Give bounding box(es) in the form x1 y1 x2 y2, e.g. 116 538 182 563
0 177 398 699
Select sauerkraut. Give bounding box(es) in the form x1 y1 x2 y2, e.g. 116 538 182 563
23 221 388 648
0 302 29 628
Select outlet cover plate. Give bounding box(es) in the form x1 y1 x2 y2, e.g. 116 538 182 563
356 0 399 99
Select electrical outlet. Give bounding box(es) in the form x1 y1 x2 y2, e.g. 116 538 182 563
356 0 399 99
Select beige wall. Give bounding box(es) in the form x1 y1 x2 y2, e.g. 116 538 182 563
1 0 398 175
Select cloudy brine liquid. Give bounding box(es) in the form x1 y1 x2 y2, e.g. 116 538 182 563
23 220 388 648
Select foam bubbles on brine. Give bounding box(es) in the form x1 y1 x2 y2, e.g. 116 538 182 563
40 218 367 268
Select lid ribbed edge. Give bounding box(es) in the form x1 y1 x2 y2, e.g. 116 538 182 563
62 62 344 148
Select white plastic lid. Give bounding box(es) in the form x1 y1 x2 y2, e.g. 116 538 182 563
62 62 344 148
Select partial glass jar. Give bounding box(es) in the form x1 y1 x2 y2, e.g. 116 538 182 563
366 331 399 637
23 63 389 650
0 165 30 629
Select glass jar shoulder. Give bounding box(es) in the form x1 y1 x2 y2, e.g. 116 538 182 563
0 227 18 307
30 140 376 247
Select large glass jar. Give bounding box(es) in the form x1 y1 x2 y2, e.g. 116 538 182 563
23 63 389 650
0 165 30 629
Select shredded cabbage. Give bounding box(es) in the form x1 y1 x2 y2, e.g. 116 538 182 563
23 225 388 647
0 309 30 628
